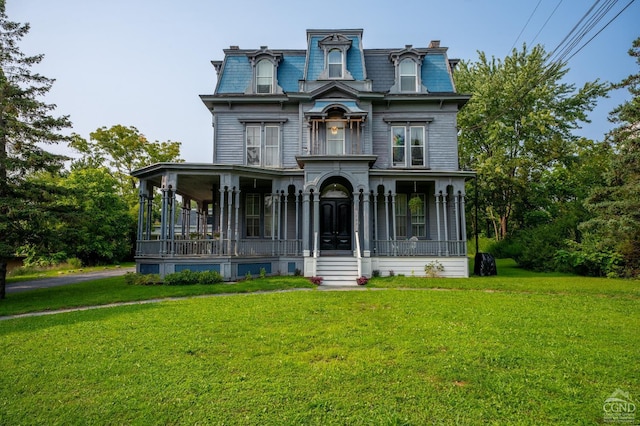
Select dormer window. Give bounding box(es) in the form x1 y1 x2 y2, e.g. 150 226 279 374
256 59 274 93
399 59 417 92
246 47 282 94
328 49 343 79
318 33 354 80
390 46 425 93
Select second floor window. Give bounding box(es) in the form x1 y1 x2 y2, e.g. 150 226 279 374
328 49 343 78
256 60 273 94
246 125 280 167
399 59 417 92
392 125 426 167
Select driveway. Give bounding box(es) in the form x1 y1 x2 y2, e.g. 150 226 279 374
6 267 135 294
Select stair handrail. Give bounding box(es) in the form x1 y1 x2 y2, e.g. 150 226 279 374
313 231 318 259
355 230 362 278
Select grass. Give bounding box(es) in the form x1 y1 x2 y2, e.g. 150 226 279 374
6 262 136 283
0 276 315 317
0 260 638 424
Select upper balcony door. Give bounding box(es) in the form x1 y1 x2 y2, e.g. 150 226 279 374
326 121 345 155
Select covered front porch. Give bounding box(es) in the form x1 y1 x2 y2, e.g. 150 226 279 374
132 163 472 280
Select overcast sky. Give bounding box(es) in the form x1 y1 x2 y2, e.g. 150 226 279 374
8 0 639 162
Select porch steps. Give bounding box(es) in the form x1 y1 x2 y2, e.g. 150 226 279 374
316 256 359 286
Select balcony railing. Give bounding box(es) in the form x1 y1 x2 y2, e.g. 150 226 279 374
374 240 467 257
136 239 302 257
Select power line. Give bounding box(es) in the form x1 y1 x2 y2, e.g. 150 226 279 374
509 0 543 53
530 0 564 45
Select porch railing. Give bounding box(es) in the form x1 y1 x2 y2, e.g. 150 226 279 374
136 239 302 257
374 240 467 257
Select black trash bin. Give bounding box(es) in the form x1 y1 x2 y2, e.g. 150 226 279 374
474 252 497 276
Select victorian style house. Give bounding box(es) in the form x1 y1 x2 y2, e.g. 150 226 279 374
132 29 473 284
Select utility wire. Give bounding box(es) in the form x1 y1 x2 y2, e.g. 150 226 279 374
530 0 564 45
564 0 636 63
509 0 543 53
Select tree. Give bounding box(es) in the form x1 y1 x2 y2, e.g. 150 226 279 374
0 2 71 299
455 44 607 240
574 37 640 277
70 125 182 210
58 168 134 265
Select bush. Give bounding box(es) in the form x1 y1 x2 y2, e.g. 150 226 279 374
163 269 223 286
424 261 444 278
124 272 163 286
66 257 83 269
356 276 368 285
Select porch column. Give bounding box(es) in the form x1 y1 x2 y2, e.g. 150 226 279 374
373 190 379 253
443 192 449 256
219 188 225 250
137 193 145 243
295 191 300 241
302 191 310 255
181 198 190 238
234 187 240 256
460 192 468 243
145 195 153 239
391 192 397 241
313 191 320 256
435 191 442 256
227 187 233 255
168 187 176 255
283 191 288 241
384 191 390 242
454 192 461 255
160 187 168 254
353 191 360 255
363 190 370 254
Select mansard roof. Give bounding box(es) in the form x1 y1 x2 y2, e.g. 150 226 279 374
209 29 458 97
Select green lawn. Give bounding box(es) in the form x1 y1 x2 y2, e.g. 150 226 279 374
0 261 638 424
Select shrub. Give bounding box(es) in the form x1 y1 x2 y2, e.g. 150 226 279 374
424 261 444 278
372 270 380 278
163 269 222 286
259 268 267 279
124 272 163 286
197 270 224 285
66 257 83 269
309 276 323 285
356 276 368 285
294 268 302 276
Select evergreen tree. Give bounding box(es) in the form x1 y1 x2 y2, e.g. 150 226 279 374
0 1 71 298
576 37 640 277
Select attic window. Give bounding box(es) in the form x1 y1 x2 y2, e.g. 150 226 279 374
317 33 353 80
328 49 343 79
256 60 274 93
399 59 417 92
246 47 282 94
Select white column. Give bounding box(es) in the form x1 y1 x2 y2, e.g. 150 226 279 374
145 195 153 239
454 192 461 255
283 191 288 241
373 190 379 245
363 191 370 253
160 187 168 254
384 191 390 242
234 187 240 256
295 191 300 241
226 187 233 255
313 191 320 256
443 192 449 256
353 191 360 255
302 191 310 254
137 193 145 243
435 191 442 256
219 188 225 249
168 188 176 255
391 192 397 241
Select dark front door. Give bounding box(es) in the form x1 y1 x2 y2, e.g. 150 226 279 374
320 198 351 251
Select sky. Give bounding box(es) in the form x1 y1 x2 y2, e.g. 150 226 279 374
7 0 640 163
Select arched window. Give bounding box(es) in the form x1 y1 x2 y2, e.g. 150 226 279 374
328 49 343 79
256 59 273 93
399 59 417 92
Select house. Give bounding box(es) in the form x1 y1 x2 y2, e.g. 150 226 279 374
132 29 474 284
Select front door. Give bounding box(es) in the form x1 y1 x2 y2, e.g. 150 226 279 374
320 198 351 251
